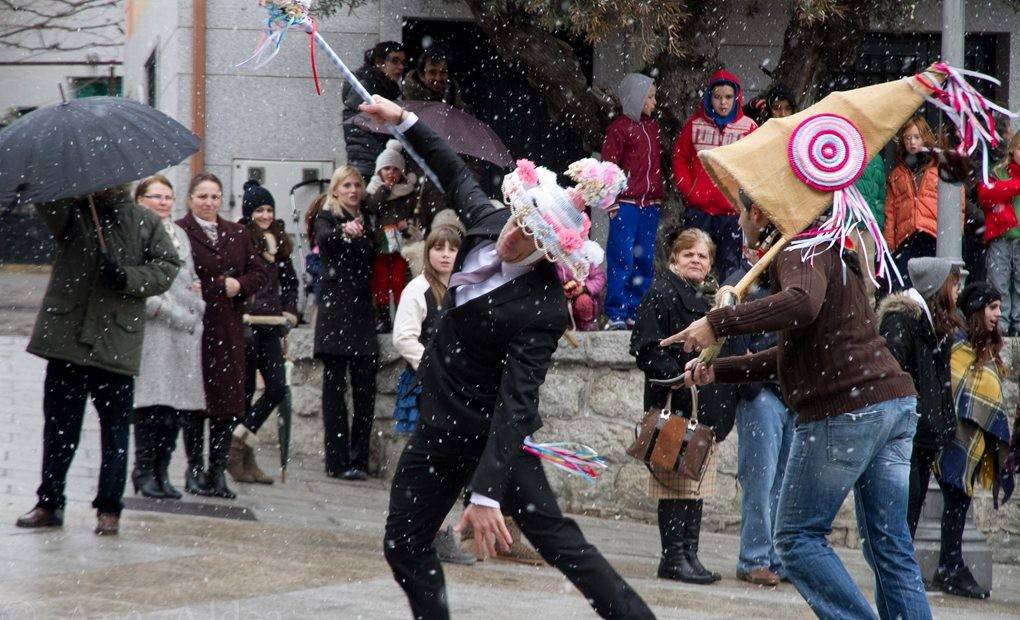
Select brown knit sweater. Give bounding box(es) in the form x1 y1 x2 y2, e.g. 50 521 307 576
707 246 915 423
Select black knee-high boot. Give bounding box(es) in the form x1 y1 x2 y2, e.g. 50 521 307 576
685 499 721 583
182 416 212 496
131 408 165 498
155 411 182 499
657 499 713 584
207 420 236 500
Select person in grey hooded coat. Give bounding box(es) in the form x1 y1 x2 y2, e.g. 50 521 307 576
601 72 663 329
131 175 206 500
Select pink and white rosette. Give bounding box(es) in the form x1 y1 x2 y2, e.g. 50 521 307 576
785 113 901 288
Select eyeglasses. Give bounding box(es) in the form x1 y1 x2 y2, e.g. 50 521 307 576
142 194 174 202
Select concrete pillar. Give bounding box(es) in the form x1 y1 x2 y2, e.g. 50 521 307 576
936 0 965 266
913 479 993 591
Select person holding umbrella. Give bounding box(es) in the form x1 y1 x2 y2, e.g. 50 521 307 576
16 183 182 534
177 173 268 499
3 96 197 536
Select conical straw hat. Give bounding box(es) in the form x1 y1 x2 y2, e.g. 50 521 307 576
698 69 945 237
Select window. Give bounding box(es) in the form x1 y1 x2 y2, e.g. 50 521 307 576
70 76 123 98
145 51 157 106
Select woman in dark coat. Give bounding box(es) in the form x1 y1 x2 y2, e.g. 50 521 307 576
177 172 268 499
228 180 300 485
630 228 739 586
314 165 379 480
877 257 961 537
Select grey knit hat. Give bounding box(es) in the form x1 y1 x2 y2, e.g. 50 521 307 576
907 257 954 298
374 139 405 173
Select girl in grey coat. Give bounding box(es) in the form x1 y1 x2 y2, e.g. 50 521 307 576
131 176 206 499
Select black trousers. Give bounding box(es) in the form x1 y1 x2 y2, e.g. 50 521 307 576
938 478 972 571
321 354 377 473
893 232 937 291
383 424 653 620
907 444 941 538
37 360 134 515
242 326 287 435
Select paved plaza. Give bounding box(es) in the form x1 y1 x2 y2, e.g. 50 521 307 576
1 300 1019 617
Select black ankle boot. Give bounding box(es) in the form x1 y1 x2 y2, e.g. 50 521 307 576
936 565 990 599
684 500 721 583
207 468 236 499
155 422 182 499
656 500 714 584
131 418 166 498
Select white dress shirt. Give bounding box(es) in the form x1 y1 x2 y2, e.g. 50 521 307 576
452 241 544 509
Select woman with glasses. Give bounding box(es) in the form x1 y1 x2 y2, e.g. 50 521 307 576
877 257 962 537
342 41 406 180
177 173 267 499
130 175 206 499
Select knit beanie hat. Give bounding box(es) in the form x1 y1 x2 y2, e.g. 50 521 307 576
375 139 406 174
907 256 954 298
958 281 1002 319
241 180 275 221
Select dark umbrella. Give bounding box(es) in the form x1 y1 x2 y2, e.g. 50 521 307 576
349 101 513 168
0 96 200 207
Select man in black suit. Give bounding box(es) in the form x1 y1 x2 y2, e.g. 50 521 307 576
359 97 653 619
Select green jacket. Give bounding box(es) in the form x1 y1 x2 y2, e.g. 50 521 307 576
27 192 181 376
855 154 887 229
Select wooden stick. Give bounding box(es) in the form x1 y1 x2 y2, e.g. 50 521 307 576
87 194 107 254
697 235 790 364
563 330 580 348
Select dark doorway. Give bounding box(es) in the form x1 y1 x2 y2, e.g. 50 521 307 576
402 19 593 194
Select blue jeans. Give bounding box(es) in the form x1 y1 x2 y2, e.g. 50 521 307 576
605 202 659 322
736 388 793 576
681 207 742 283
775 397 930 620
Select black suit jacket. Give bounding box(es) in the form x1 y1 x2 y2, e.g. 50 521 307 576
406 121 569 503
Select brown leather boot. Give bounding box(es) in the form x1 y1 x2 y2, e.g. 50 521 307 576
244 445 275 485
227 438 254 483
15 507 63 528
95 512 119 536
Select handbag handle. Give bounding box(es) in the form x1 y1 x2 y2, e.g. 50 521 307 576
661 385 699 424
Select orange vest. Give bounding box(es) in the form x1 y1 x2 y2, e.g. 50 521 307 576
883 162 963 251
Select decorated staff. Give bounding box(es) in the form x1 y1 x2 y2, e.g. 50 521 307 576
683 63 1014 363
236 0 443 190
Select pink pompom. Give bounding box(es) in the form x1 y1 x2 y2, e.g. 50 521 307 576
557 228 584 252
516 159 538 186
580 214 591 237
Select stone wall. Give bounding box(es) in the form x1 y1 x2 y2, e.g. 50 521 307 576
272 328 1020 563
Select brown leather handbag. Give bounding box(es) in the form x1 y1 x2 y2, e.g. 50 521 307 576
626 386 715 481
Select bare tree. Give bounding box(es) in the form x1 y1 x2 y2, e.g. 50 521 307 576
0 0 123 54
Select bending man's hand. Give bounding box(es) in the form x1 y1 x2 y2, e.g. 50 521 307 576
454 504 513 560
359 95 405 125
660 316 717 353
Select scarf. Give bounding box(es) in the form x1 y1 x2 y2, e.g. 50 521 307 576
196 217 218 243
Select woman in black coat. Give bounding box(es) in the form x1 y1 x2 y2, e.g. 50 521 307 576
630 228 739 586
314 165 378 480
878 257 961 537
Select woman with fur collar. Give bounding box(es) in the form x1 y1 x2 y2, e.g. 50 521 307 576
228 180 299 486
365 139 419 332
877 257 962 539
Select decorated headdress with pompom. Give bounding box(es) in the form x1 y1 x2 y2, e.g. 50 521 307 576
501 158 626 280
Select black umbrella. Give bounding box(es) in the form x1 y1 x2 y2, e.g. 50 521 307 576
0 96 200 207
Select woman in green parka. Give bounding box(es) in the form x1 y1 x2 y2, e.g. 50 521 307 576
854 153 886 303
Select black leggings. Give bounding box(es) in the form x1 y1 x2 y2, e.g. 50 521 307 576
181 415 236 470
938 478 972 572
242 326 287 435
321 354 377 473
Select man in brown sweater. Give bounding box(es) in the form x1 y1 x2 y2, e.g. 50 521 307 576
666 202 931 619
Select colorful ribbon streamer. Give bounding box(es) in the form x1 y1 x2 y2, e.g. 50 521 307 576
522 437 608 484
236 1 443 190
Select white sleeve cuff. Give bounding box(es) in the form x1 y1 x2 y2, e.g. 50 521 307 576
395 111 418 133
469 492 500 509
